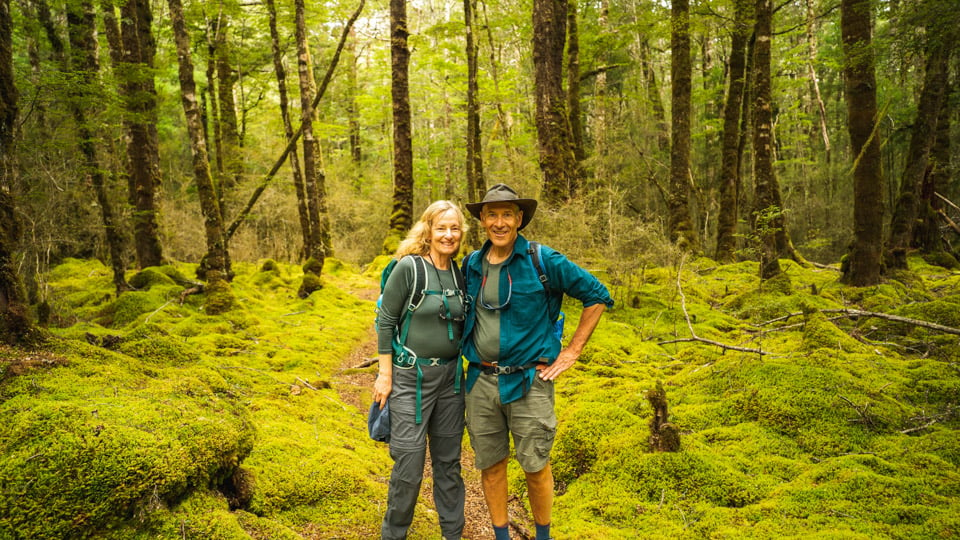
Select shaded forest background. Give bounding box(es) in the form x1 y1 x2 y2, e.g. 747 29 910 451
0 0 957 304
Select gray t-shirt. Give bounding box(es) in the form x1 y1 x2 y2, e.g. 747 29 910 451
377 255 465 360
473 258 502 364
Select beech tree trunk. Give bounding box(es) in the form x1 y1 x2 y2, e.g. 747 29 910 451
668 0 697 251
464 0 485 249
294 0 330 268
66 0 129 295
347 28 362 174
167 0 233 311
915 85 951 254
804 0 831 164
640 41 669 154
533 0 577 206
214 14 242 195
0 0 35 344
387 0 414 249
884 26 952 270
101 0 164 269
715 0 751 263
840 0 885 284
752 0 782 280
266 0 310 260
566 0 584 168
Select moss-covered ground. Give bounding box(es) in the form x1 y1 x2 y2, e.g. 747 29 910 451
1 255 958 538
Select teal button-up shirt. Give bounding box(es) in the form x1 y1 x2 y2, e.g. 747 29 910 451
461 235 614 404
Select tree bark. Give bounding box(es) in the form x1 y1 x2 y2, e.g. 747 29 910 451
915 83 951 254
640 40 669 154
840 0 885 284
668 0 698 251
884 25 952 269
214 14 242 195
715 0 751 263
464 0 486 249
66 0 130 295
752 0 782 280
0 0 36 344
347 28 362 175
101 0 165 269
167 0 233 311
566 0 584 168
266 0 309 260
387 0 414 250
534 0 577 206
294 0 330 267
804 0 831 164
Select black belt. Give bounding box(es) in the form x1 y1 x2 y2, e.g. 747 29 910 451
478 361 541 376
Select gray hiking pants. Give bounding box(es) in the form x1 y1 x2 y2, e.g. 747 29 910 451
382 360 465 540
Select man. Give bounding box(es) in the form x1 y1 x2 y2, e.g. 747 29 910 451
461 184 613 540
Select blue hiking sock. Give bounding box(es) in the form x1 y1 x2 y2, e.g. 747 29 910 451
493 524 511 540
535 522 551 540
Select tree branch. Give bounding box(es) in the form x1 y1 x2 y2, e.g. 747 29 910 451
661 258 767 355
225 0 366 242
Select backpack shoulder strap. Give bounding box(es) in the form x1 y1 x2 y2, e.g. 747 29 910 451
527 241 551 295
380 259 398 292
407 255 428 310
451 258 466 292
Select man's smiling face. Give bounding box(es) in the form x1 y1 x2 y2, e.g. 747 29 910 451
481 202 522 250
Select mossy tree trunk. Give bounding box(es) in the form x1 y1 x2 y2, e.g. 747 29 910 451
65 0 130 295
884 24 952 270
714 0 751 263
167 0 233 313
0 0 35 344
387 0 414 252
840 0 884 285
101 0 165 270
533 0 578 206
751 0 782 281
214 14 242 197
640 40 669 155
668 0 698 252
266 0 310 261
295 0 330 270
464 0 486 250
915 83 952 257
347 28 362 176
566 0 584 170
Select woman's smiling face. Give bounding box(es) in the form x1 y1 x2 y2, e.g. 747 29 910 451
429 209 463 259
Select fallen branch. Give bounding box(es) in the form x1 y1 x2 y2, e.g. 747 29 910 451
662 258 767 355
353 357 378 369
826 308 960 336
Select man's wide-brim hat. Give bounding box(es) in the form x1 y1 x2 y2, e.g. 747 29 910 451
465 183 538 230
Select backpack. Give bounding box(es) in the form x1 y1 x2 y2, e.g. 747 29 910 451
463 242 565 341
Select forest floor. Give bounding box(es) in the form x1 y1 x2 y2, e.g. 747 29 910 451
335 333 495 539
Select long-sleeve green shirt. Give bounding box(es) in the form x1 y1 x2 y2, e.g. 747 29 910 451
377 255 465 360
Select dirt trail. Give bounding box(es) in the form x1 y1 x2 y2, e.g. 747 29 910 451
336 331 497 540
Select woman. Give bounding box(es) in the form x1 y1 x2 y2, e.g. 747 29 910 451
374 200 468 540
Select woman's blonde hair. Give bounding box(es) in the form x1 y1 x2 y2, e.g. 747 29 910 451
396 200 468 258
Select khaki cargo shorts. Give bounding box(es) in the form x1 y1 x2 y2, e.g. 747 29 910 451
465 371 557 472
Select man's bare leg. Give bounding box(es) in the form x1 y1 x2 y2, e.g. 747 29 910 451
525 462 553 527
481 457 510 527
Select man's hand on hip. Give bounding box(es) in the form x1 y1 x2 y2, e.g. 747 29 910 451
537 348 578 381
